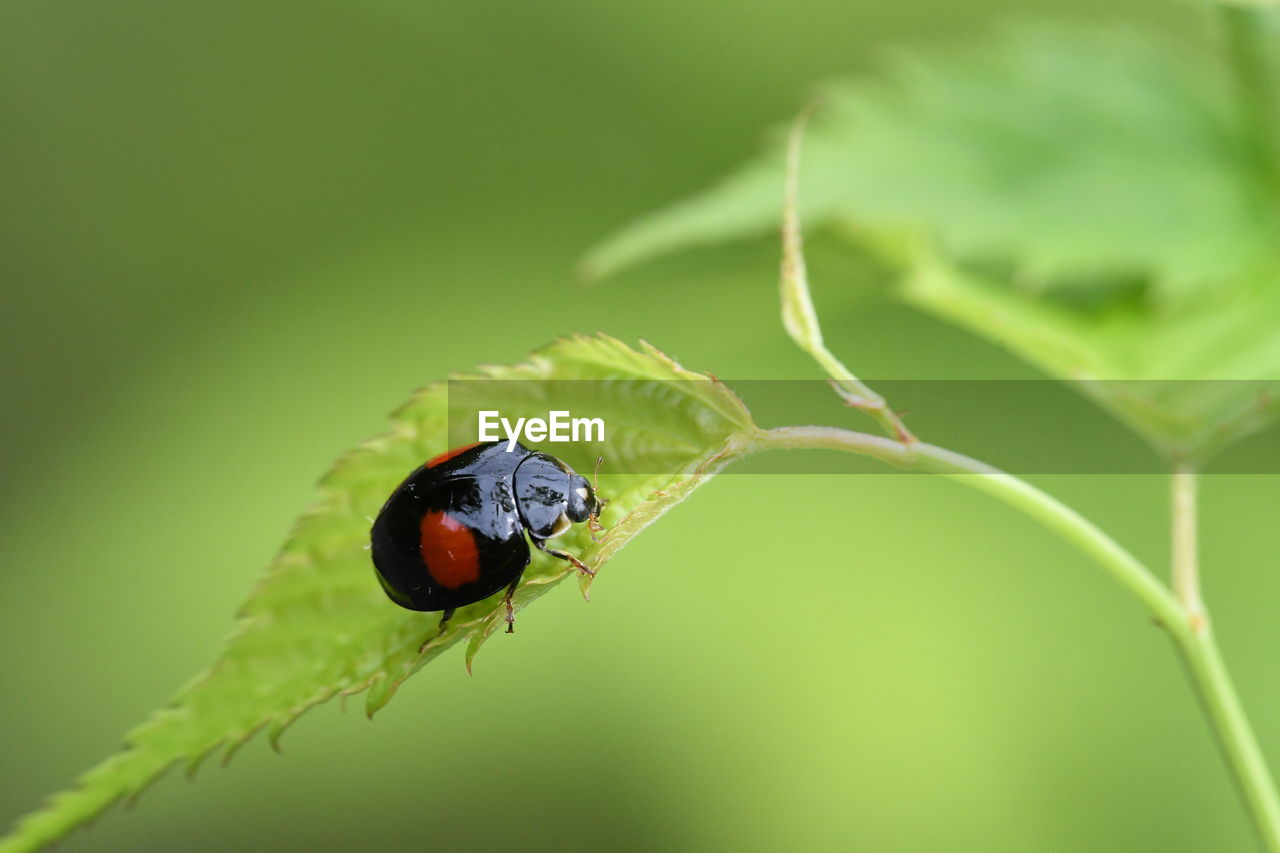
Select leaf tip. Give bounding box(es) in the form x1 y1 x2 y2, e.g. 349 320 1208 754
364 675 395 719
267 716 297 754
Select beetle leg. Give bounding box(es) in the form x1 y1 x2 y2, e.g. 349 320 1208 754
533 537 596 578
503 577 520 633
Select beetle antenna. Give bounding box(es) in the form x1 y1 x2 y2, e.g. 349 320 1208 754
588 455 607 539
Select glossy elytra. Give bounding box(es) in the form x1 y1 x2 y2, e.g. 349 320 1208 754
369 441 604 635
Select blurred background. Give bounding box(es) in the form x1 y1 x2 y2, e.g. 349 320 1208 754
2 0 1277 850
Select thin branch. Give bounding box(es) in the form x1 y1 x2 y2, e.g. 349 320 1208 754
743 424 1280 851
780 110 916 445
1172 466 1206 632
772 71 1280 848
1180 631 1280 853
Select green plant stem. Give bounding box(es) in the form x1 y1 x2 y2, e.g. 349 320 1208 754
1219 1 1280 195
1180 630 1280 852
743 425 1280 851
1168 465 1280 849
780 110 916 444
1172 466 1206 631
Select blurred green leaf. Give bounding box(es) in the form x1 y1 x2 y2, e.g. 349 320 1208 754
899 256 1280 462
587 25 1280 462
0 335 754 853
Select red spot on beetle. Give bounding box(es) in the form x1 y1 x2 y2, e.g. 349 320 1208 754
419 511 480 588
425 442 481 469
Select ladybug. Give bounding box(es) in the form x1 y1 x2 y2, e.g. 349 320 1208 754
370 441 604 635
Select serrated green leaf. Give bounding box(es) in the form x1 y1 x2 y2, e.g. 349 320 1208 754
587 26 1270 297
0 334 754 853
588 25 1280 461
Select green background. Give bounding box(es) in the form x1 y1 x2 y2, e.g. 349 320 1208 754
2 1 1276 850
